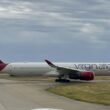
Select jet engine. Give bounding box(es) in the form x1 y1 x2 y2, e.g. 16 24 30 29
79 71 95 80
69 71 95 81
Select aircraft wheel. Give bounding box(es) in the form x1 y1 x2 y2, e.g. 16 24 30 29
55 79 70 83
10 74 15 77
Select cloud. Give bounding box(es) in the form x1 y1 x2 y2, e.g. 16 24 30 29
0 0 110 61
0 0 33 19
80 23 102 33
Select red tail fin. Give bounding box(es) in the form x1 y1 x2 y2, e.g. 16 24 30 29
0 60 4 64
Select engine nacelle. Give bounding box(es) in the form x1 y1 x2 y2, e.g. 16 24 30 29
68 71 95 81
80 71 95 80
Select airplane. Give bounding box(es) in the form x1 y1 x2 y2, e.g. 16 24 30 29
0 59 110 82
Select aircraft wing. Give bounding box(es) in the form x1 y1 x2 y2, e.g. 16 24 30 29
45 60 95 81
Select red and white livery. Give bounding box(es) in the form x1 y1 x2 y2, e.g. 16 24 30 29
0 59 110 82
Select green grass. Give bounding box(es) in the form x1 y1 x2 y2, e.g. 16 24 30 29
1 74 110 105
47 82 110 105
0 74 55 81
95 76 110 80
1 74 110 81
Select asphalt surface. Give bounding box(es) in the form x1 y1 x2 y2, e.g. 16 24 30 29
0 79 110 110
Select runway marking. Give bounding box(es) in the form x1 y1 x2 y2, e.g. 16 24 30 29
32 108 63 110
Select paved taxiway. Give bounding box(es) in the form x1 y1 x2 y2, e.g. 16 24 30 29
0 79 110 110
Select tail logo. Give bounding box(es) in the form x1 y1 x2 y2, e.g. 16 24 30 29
0 60 8 71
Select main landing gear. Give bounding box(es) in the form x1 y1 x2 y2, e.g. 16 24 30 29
55 74 70 82
55 79 70 83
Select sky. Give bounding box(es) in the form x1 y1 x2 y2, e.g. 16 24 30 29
0 0 110 62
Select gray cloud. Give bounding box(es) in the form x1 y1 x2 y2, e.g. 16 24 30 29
0 0 110 62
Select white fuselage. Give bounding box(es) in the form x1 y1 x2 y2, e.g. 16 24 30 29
1 62 110 76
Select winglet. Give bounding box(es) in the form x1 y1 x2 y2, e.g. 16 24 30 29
45 59 56 68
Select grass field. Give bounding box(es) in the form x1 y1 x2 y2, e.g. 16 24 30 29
0 74 110 81
47 81 110 105
0 74 56 81
95 76 110 80
0 74 110 105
